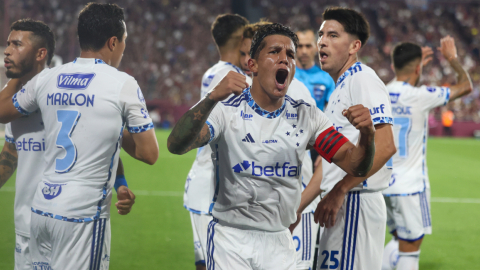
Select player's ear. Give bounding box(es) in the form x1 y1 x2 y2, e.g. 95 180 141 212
349 39 361 55
35 48 48 63
248 58 258 76
107 36 117 52
415 63 421 75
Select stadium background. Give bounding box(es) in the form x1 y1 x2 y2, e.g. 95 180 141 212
0 0 479 269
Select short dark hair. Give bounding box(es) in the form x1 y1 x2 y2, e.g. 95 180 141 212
243 19 272 39
78 3 125 51
10 19 55 66
392 42 422 71
250 23 299 59
211 14 249 47
323 7 370 48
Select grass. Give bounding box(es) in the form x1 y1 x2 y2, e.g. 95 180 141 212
0 131 479 269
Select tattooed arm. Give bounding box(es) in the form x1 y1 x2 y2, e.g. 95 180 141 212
0 142 18 188
167 71 248 155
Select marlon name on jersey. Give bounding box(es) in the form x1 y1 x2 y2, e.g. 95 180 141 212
46 73 96 107
232 160 301 177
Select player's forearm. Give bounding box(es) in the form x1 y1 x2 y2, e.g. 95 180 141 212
0 79 22 123
449 58 469 84
167 93 217 154
448 58 473 100
335 125 395 193
297 165 323 214
346 129 376 177
0 144 18 188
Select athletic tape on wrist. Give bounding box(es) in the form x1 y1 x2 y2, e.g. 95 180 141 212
313 126 349 163
114 175 128 192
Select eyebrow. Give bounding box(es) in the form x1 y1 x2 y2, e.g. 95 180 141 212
318 30 339 36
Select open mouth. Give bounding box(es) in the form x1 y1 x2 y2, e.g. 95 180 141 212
319 51 328 61
275 69 288 86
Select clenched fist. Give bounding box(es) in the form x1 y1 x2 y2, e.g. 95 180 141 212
209 71 249 102
342 105 375 135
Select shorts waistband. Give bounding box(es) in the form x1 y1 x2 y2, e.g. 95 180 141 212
212 218 288 234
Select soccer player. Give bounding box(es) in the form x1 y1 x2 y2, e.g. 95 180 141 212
381 37 472 270
0 3 158 269
293 7 396 270
242 20 322 270
168 23 376 270
183 13 249 270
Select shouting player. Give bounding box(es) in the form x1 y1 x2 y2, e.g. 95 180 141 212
168 23 376 270
381 37 472 270
183 13 249 270
0 19 136 270
242 20 322 270
294 7 396 270
0 3 158 269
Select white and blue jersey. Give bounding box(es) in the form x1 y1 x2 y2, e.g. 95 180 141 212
184 61 251 214
294 65 335 111
206 87 336 232
4 112 45 237
383 81 450 195
322 62 393 195
13 57 153 222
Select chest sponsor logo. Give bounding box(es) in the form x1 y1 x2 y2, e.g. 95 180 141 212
232 160 300 177
369 104 386 115
240 110 253 120
286 110 297 120
42 182 65 200
57 73 95 90
16 138 45 152
389 93 400 104
392 106 412 115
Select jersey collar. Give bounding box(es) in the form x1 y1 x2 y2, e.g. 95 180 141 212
245 87 286 119
73 58 107 65
221 61 246 76
336 61 361 87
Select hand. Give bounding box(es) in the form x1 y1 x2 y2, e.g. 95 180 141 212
314 186 346 228
421 46 434 66
342 105 374 135
289 212 301 234
209 71 249 102
437 35 457 61
115 186 136 215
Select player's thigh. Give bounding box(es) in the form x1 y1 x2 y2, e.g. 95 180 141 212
384 196 397 234
190 212 212 266
262 230 296 270
14 234 32 270
292 213 318 270
30 214 53 269
49 218 109 270
206 220 252 270
318 191 386 270
389 194 427 241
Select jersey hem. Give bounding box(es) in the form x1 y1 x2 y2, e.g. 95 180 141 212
31 207 101 223
15 229 30 238
183 205 210 215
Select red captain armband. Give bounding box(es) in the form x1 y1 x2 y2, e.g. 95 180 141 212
313 126 349 163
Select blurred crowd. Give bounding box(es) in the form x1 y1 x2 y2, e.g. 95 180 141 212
2 0 480 122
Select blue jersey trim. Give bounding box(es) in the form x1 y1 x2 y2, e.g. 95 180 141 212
245 88 286 118
372 117 393 125
444 87 451 105
285 95 311 108
195 260 206 266
336 62 362 88
397 234 425 242
32 207 95 223
206 121 215 144
183 205 210 215
127 122 154 133
5 135 15 143
12 93 31 115
209 144 220 214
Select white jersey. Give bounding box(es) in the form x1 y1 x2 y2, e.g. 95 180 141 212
206 87 339 232
322 62 393 194
383 81 450 195
14 57 153 222
4 112 45 237
184 61 251 214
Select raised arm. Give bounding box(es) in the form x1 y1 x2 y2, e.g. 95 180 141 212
437 36 473 101
0 141 18 188
0 78 25 123
167 71 248 155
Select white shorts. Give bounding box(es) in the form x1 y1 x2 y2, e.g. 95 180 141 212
317 191 386 270
190 212 213 266
207 218 296 270
292 212 319 269
15 234 31 270
384 190 432 241
30 213 111 270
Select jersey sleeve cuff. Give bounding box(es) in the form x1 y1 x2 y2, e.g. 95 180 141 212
206 120 215 144
12 93 31 116
5 135 15 143
313 126 349 163
127 122 154 133
372 117 393 125
444 87 451 105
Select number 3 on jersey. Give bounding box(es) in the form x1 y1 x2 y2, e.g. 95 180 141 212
55 110 81 173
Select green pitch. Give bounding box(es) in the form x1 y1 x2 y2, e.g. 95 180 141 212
0 130 479 269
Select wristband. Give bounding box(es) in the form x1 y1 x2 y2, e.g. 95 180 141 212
114 175 128 192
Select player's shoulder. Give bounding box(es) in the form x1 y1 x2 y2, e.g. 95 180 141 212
284 94 312 110
350 62 379 80
202 61 243 88
220 87 250 109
